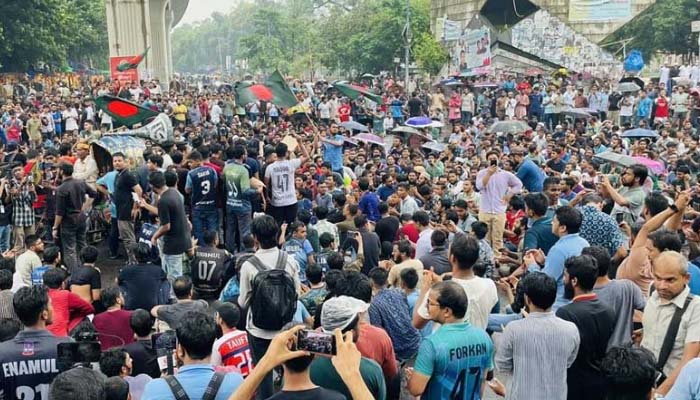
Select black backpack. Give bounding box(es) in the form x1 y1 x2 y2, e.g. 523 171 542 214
248 250 297 331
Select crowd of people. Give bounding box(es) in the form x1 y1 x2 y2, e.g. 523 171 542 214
0 67 699 400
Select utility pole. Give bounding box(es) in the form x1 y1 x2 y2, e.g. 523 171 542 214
404 0 411 92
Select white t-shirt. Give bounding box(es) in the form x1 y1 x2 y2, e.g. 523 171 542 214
318 102 331 119
265 158 302 207
418 275 498 330
63 108 79 131
210 104 222 124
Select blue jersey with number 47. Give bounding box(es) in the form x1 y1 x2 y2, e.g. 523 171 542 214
414 322 494 400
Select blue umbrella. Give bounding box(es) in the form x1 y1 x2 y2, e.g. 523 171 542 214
621 128 658 139
406 116 433 128
340 120 369 132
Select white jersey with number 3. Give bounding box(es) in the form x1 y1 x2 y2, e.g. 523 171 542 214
265 158 301 207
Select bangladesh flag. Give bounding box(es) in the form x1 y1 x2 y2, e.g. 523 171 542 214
333 82 384 105
95 95 159 127
117 48 150 72
234 70 298 108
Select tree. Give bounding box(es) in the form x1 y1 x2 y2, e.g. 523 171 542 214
605 0 699 60
413 33 449 76
0 0 108 71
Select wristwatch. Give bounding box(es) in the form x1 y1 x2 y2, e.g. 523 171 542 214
669 204 680 213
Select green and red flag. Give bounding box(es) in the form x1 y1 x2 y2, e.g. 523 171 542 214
116 48 150 72
95 95 159 127
234 70 298 108
333 82 384 105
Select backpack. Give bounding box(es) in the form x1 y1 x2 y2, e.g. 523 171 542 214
248 250 297 331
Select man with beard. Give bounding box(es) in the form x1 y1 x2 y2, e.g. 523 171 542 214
53 162 98 273
386 239 423 288
641 251 700 397
556 255 615 400
602 164 647 226
524 206 589 309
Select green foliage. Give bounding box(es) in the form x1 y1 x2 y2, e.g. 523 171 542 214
413 32 449 76
172 0 440 77
0 0 108 71
605 0 699 60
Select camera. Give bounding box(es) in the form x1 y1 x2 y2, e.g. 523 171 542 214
56 331 101 371
153 331 178 375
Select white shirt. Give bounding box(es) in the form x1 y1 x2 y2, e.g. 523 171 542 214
73 156 99 187
238 248 301 339
418 275 498 330
210 104 222 124
415 228 434 259
265 158 302 207
63 108 79 131
659 66 670 85
318 102 331 119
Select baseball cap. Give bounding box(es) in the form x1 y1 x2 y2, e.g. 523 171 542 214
321 296 369 332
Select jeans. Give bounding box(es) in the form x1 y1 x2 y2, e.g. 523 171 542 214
225 210 252 253
60 218 87 274
248 333 273 399
544 113 557 130
0 225 10 253
461 111 473 125
487 309 523 333
192 208 219 243
161 253 184 278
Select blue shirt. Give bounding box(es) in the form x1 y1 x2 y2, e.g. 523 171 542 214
142 365 243 400
528 233 590 309
414 322 494 400
407 290 433 337
283 238 314 283
666 358 700 400
377 185 395 201
369 288 422 360
636 97 653 117
515 159 544 192
323 134 344 171
579 205 626 260
96 171 118 218
186 166 218 209
689 262 700 295
359 191 381 222
522 216 558 255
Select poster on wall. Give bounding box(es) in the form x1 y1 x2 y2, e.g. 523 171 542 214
569 0 631 22
511 10 617 73
446 28 491 76
443 19 461 42
109 56 140 83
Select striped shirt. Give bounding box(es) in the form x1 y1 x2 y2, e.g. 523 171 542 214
495 311 580 400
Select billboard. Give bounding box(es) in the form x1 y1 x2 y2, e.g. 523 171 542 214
569 0 632 22
109 56 140 83
446 27 491 76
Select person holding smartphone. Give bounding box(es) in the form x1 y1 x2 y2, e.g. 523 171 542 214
475 150 523 256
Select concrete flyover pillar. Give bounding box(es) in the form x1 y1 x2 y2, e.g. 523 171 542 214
105 0 188 87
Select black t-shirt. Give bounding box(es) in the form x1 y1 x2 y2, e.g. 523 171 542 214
191 246 231 300
124 339 160 379
267 387 346 400
407 97 423 117
118 263 168 311
114 169 138 221
375 216 400 246
157 188 191 255
556 298 615 399
69 265 101 289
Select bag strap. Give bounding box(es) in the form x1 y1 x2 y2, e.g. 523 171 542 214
164 375 190 400
656 294 694 372
202 371 226 400
275 250 287 270
247 255 267 273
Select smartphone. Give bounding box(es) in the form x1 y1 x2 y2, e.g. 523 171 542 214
615 213 624 224
347 230 358 237
296 329 336 356
490 159 497 167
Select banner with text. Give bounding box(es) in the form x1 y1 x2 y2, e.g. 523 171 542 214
109 56 140 83
568 0 631 22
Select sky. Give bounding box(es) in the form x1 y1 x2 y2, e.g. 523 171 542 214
177 0 235 26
